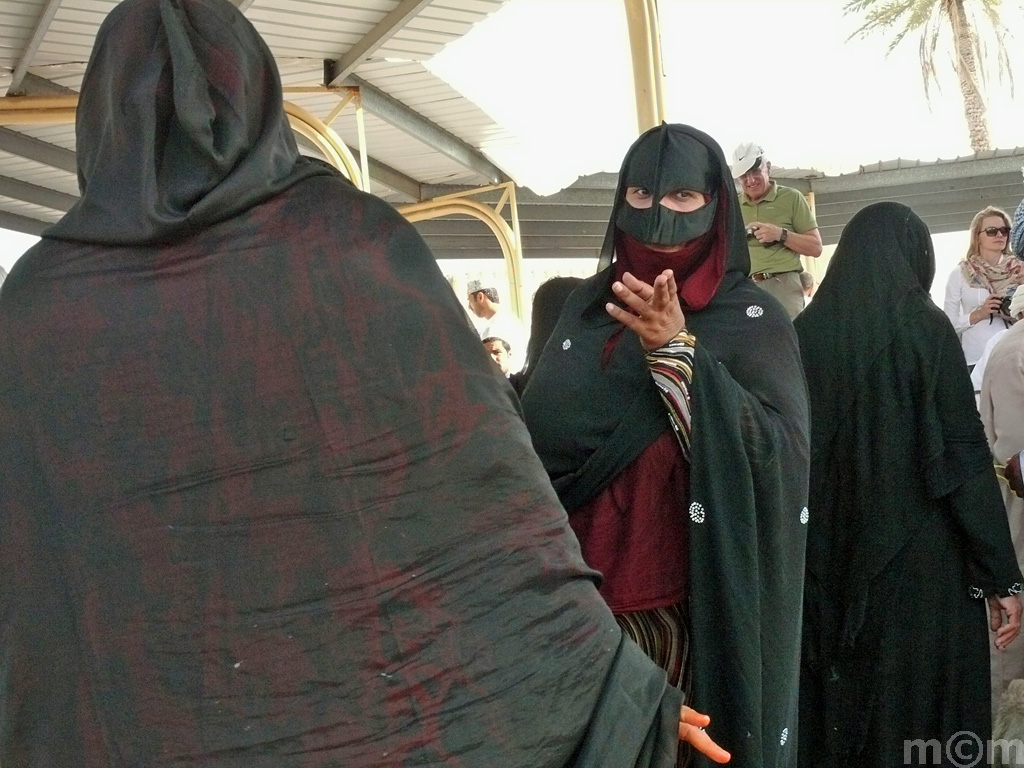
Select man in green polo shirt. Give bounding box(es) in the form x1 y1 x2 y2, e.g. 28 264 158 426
731 142 822 319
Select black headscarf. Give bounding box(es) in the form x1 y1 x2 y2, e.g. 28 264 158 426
45 0 328 245
522 124 809 768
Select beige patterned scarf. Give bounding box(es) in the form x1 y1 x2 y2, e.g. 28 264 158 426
959 254 1024 296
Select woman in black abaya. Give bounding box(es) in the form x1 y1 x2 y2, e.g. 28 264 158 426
795 202 1023 768
522 124 809 768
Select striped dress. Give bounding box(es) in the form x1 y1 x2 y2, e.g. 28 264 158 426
615 329 697 766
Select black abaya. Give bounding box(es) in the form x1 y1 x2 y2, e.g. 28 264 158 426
795 202 1023 767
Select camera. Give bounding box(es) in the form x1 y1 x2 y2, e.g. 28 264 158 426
991 294 1015 323
746 226 756 238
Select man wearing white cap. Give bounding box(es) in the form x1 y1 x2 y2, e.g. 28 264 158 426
731 142 822 318
980 287 1024 718
466 278 525 372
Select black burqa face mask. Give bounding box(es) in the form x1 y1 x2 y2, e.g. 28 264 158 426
615 129 719 246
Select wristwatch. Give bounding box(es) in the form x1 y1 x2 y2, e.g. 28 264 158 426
779 228 789 245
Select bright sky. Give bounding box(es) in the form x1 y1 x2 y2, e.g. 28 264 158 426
3 0 1023 301
429 0 1024 192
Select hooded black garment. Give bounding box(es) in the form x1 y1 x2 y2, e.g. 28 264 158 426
521 123 810 768
795 202 1023 767
0 2 687 766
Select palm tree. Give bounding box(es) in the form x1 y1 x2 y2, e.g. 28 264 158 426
845 0 1013 152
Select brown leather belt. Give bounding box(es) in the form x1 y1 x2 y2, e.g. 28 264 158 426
751 269 801 282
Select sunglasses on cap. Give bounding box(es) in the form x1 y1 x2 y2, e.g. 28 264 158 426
982 226 1010 237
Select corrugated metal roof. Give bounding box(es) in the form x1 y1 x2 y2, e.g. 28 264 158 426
846 146 1024 175
0 0 514 231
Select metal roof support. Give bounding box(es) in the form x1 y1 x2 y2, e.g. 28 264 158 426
344 74 508 184
623 0 665 133
325 0 434 86
0 95 76 124
9 73 76 97
293 132 423 200
0 127 76 173
352 150 422 200
354 93 371 192
0 208 48 236
6 0 64 96
0 174 76 211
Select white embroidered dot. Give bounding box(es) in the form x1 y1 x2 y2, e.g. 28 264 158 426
746 305 764 318
800 507 809 525
562 338 571 351
689 502 706 524
780 728 789 746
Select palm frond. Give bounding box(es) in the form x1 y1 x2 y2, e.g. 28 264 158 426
919 16 944 101
850 0 1014 100
844 0 922 42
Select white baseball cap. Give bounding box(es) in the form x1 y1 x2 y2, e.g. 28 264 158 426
731 142 766 179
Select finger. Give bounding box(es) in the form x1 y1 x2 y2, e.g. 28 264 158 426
612 280 653 317
991 605 1003 633
621 271 655 302
606 301 642 332
663 270 678 299
651 272 673 311
679 724 731 764
680 706 711 728
996 624 1019 649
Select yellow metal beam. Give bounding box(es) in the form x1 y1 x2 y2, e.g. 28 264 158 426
323 89 358 127
623 0 665 133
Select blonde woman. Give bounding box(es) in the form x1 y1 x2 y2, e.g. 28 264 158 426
944 206 1024 368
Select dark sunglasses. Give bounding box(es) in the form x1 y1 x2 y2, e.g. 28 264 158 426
982 226 1010 237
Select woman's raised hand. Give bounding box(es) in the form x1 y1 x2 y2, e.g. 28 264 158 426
605 269 686 350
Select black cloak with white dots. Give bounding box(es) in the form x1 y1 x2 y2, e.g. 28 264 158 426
522 124 810 768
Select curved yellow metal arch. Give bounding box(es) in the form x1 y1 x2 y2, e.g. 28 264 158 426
398 195 523 318
282 100 363 190
0 96 364 193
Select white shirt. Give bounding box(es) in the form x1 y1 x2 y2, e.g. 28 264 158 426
944 266 1012 365
971 328 1010 393
474 308 526 373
